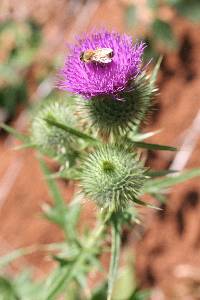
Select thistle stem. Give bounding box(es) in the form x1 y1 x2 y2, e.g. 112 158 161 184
107 220 121 300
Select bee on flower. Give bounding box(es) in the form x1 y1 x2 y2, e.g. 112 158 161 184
58 30 145 99
80 47 114 64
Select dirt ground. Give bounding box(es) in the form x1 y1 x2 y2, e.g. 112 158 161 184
135 18 200 300
0 1 200 299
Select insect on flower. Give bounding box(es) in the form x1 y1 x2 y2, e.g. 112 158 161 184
80 47 114 64
58 30 145 98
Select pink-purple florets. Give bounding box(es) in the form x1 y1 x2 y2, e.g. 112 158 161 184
58 30 145 99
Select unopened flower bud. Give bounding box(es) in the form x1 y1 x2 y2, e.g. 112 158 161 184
31 98 79 161
80 144 147 211
82 72 156 138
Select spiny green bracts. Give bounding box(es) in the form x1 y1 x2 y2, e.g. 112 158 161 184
78 71 157 139
31 98 79 162
80 144 147 211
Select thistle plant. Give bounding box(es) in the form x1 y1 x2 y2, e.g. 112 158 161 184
1 29 200 300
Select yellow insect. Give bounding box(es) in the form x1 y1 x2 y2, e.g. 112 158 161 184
80 48 114 64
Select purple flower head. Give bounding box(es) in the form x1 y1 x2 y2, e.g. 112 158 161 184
58 30 145 99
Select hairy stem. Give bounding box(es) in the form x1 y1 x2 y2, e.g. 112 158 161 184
107 220 121 300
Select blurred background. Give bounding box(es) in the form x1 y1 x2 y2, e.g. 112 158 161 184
0 0 200 299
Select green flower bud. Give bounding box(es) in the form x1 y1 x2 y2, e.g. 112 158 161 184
31 98 79 161
79 72 156 139
80 144 147 211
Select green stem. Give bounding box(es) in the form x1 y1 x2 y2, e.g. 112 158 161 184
107 221 121 300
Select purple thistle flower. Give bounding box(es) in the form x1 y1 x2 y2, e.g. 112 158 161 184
58 30 145 99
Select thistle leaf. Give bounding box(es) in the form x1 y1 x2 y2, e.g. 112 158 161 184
13 142 36 150
133 141 177 151
45 116 98 143
133 198 160 210
0 123 28 143
147 169 178 177
143 168 200 194
0 248 33 270
150 56 162 86
40 159 81 241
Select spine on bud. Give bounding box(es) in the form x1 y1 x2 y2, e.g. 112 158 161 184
80 144 147 211
79 71 157 140
31 98 79 162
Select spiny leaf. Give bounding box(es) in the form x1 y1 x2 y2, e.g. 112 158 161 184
13 142 36 150
133 198 160 210
143 168 200 194
0 248 33 270
150 56 162 85
150 193 167 203
42 251 85 299
13 271 43 300
147 169 178 177
40 159 82 242
44 116 98 143
0 123 28 143
52 255 74 267
133 141 177 151
42 224 105 300
0 244 64 270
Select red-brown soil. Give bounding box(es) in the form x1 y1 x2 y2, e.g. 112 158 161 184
135 19 200 300
0 1 200 299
